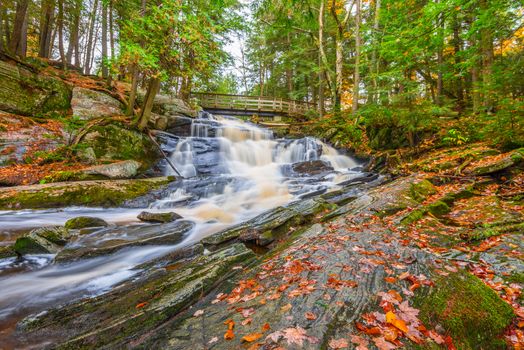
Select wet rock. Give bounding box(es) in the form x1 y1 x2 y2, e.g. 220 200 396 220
204 206 304 247
71 87 123 120
65 216 109 230
14 226 70 255
337 172 379 187
292 160 334 175
0 60 71 116
55 220 194 261
0 245 17 259
18 243 254 348
467 148 524 175
0 177 175 210
82 160 142 179
151 93 197 118
138 211 182 223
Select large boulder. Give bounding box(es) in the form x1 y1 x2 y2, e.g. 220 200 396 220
0 60 71 116
82 160 142 179
467 148 524 175
14 226 70 255
292 160 334 175
137 211 182 223
149 93 197 118
65 216 109 229
71 87 123 119
83 123 159 166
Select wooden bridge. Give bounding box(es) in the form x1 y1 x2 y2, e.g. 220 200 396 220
191 92 316 119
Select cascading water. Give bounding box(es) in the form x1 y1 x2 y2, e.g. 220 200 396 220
0 112 364 329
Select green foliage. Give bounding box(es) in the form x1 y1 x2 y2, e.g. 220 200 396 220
443 129 469 146
479 98 524 150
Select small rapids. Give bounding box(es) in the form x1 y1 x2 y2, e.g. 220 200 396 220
0 113 362 328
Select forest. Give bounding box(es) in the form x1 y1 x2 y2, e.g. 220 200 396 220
0 0 523 349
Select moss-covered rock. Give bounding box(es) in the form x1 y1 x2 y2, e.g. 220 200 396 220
427 200 451 216
459 222 524 241
0 60 72 116
137 211 182 223
415 271 515 350
467 149 524 175
0 245 17 259
71 87 123 120
83 123 159 167
410 179 437 202
0 177 175 209
65 217 109 230
14 226 69 255
82 160 142 179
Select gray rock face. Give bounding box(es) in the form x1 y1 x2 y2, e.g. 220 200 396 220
151 93 197 118
468 148 524 175
138 211 182 223
0 60 71 116
55 220 194 261
64 216 109 229
82 160 142 179
71 87 123 119
14 226 70 255
292 160 334 175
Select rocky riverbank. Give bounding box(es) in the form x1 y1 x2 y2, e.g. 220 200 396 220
4 145 522 349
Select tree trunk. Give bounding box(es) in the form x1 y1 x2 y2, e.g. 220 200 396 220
66 0 81 66
9 0 30 57
479 0 494 111
109 0 115 59
1 5 10 50
436 0 444 106
0 2 4 53
318 0 326 115
352 0 361 113
38 0 55 58
57 0 65 67
84 0 99 75
127 0 147 116
101 1 108 78
137 77 161 131
370 0 381 104
452 13 464 114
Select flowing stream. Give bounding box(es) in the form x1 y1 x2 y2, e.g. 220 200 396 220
0 113 362 331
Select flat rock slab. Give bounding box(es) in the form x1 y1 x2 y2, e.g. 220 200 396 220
71 87 123 120
55 220 194 261
0 177 175 209
82 160 142 179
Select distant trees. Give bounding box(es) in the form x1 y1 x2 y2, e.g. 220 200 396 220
244 0 524 117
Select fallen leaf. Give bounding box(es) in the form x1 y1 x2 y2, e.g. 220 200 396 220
224 329 234 340
281 303 292 312
193 309 204 317
386 311 408 333
242 333 263 342
329 338 349 349
373 336 397 350
135 302 148 309
385 277 397 283
262 323 270 332
350 334 369 350
208 336 219 344
241 318 252 326
305 311 317 320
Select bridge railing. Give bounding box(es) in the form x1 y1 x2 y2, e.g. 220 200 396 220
191 92 316 116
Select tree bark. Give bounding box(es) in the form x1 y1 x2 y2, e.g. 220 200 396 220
0 2 4 53
370 0 381 104
318 0 326 115
101 1 108 78
137 77 161 131
330 0 352 112
352 0 361 113
84 0 99 75
66 0 81 66
436 0 444 106
9 0 30 57
38 0 55 58
126 0 147 116
452 13 464 114
479 0 494 111
57 0 66 67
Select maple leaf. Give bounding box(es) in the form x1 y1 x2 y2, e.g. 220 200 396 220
329 338 349 349
135 302 148 309
398 301 419 324
305 311 317 320
224 329 234 340
373 336 397 350
266 327 318 346
242 332 263 342
386 311 408 333
428 330 445 344
350 334 369 350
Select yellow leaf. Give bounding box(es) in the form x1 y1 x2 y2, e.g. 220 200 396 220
242 332 263 342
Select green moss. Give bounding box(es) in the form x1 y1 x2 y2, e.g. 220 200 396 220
460 222 524 241
0 178 174 210
14 237 48 254
65 217 108 229
415 271 514 350
410 179 437 202
401 208 427 225
427 201 451 216
0 245 16 259
505 272 524 284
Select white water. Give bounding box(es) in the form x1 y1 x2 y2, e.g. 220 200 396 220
0 114 361 326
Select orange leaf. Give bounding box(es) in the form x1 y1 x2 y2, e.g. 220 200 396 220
305 312 317 320
262 323 271 332
135 302 148 309
242 333 263 342
224 329 235 340
384 277 397 283
386 311 408 333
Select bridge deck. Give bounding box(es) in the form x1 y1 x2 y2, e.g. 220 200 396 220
191 93 316 117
